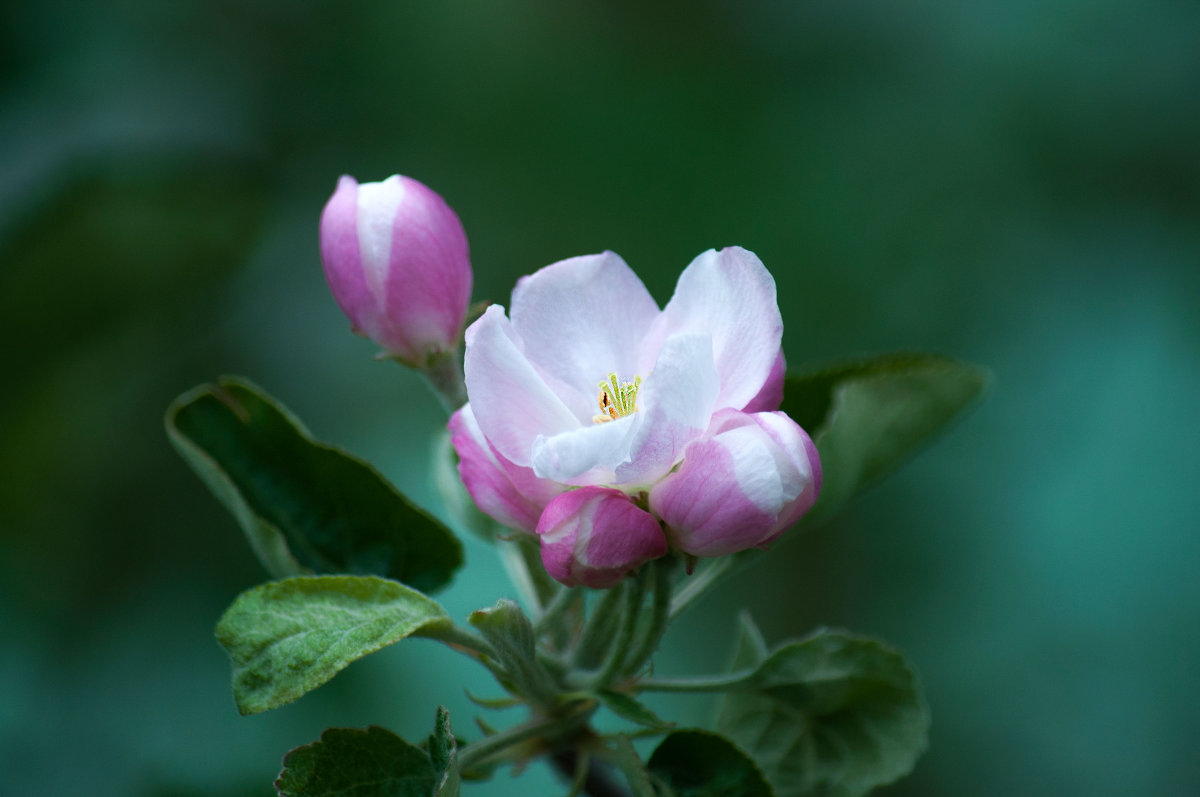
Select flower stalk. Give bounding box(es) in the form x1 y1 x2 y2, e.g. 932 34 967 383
417 347 468 413
590 570 648 689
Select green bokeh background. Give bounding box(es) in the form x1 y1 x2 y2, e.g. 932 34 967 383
3 2 1197 795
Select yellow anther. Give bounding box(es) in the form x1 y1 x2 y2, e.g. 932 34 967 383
592 372 642 424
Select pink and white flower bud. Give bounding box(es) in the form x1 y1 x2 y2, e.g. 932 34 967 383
320 174 472 364
448 405 565 534
649 409 821 557
536 487 668 589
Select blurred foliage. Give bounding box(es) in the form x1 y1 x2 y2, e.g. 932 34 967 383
2 0 1198 795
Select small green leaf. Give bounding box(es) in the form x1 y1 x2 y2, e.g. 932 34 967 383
276 725 435 797
596 690 674 730
729 611 769 672
781 353 989 520
469 599 555 704
167 376 463 592
430 706 461 797
647 730 773 797
464 689 524 710
610 734 657 797
216 575 449 714
718 629 930 797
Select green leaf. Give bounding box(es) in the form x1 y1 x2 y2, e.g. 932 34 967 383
647 730 774 797
610 734 657 797
430 706 461 797
729 611 769 672
166 376 463 592
275 725 435 797
469 599 555 704
464 689 524 710
718 629 930 797
596 690 674 730
216 575 449 715
781 353 989 520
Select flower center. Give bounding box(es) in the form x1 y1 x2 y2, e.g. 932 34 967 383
592 372 642 424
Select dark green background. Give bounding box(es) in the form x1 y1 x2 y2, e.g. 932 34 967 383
3 1 1197 794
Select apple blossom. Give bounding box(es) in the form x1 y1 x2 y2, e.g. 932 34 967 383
319 174 472 364
451 246 821 586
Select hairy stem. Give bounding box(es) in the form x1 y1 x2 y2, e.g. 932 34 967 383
592 571 647 689
455 715 563 770
535 584 580 636
418 347 468 413
551 749 632 797
417 622 495 660
634 667 757 693
623 558 672 678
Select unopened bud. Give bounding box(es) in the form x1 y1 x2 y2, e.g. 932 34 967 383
319 174 472 364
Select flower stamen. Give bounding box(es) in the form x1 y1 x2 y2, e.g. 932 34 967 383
592 372 642 424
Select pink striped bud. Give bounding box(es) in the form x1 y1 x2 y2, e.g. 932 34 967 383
649 409 821 557
536 487 668 588
319 174 472 364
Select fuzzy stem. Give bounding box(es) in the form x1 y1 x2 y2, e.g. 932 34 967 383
535 584 580 636
455 715 562 770
418 347 468 413
551 749 632 797
592 571 647 689
634 667 757 693
416 622 496 659
622 558 672 678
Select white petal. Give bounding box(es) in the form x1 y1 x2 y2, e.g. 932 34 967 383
464 305 580 466
641 247 782 412
510 252 661 421
354 176 406 306
747 411 812 504
613 332 719 485
713 424 786 513
530 413 639 485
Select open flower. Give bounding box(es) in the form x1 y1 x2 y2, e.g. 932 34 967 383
450 247 820 586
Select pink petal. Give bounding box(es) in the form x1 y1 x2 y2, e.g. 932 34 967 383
448 406 565 534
